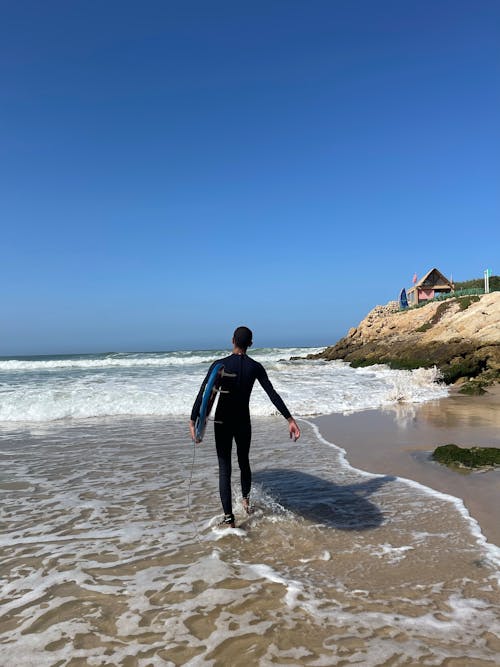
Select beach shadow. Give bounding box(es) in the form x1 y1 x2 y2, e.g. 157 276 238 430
253 469 396 530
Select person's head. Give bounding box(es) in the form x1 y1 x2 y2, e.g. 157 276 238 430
233 326 253 352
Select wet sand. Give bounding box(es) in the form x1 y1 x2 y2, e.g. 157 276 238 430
315 385 500 547
2 416 500 665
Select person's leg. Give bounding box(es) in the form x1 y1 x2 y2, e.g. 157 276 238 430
214 422 234 520
235 421 252 503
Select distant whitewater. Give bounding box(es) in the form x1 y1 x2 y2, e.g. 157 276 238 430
0 347 447 425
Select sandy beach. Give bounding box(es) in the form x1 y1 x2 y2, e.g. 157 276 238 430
315 385 500 547
2 414 500 665
2 352 500 664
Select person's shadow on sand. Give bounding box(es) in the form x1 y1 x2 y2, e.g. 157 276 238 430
253 469 396 530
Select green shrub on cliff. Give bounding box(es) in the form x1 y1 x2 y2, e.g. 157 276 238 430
458 295 480 310
415 322 432 333
454 276 500 291
415 301 453 332
432 444 500 468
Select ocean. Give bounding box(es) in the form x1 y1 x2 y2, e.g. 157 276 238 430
0 347 447 423
1 348 499 665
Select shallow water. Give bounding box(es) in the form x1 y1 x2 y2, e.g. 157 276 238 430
1 417 499 666
315 394 500 548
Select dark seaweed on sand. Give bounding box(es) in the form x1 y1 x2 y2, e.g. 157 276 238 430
432 444 500 469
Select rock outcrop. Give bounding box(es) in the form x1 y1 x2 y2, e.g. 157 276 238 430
309 292 500 387
432 444 500 469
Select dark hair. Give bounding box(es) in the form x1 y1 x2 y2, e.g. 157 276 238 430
233 326 253 350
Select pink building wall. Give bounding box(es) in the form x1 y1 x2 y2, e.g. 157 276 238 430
418 289 435 301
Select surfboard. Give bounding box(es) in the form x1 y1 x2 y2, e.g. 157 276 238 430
194 362 224 443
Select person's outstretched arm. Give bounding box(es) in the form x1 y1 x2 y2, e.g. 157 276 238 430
257 365 300 441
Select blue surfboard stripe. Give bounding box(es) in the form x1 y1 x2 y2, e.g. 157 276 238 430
195 362 224 442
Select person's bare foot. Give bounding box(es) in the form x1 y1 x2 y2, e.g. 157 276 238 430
242 497 252 515
218 514 235 528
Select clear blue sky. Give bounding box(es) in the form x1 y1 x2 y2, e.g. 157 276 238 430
1 1 499 354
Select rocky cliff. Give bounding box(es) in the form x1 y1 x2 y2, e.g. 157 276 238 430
310 292 500 390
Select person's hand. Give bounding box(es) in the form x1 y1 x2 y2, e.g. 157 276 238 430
189 420 196 442
190 420 203 444
288 418 300 442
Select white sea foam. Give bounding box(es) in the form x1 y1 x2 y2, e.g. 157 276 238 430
0 348 447 425
243 562 304 607
0 354 211 371
1 417 499 665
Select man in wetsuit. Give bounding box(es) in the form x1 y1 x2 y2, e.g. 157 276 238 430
189 326 301 528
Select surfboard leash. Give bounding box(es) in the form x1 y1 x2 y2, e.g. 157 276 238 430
187 437 203 544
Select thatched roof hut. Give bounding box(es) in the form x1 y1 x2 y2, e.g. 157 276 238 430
407 268 453 305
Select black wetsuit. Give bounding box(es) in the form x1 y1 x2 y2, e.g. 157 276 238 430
191 353 291 517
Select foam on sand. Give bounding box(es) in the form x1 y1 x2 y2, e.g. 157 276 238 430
1 416 499 665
